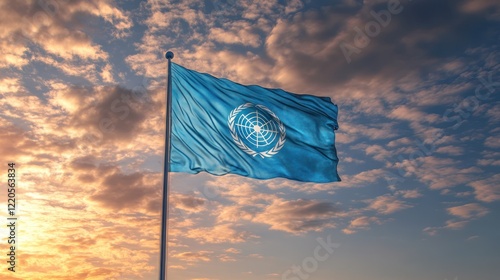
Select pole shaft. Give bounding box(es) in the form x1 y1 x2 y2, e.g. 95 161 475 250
160 52 173 280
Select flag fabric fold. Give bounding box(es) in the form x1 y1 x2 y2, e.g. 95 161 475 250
170 63 340 183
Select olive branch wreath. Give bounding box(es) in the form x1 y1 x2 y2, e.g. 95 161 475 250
228 103 286 158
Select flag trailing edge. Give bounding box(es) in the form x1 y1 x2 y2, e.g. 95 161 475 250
169 62 340 183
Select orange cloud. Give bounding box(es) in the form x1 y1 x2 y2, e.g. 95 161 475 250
253 199 338 233
469 174 500 202
185 224 258 244
365 195 412 215
447 203 489 219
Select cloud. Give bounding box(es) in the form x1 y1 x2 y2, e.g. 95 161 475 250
423 220 471 235
460 0 500 18
284 0 304 14
35 55 103 83
425 202 490 235
100 63 116 83
435 145 464 156
447 203 489 219
89 170 161 211
87 0 133 37
389 106 440 123
205 176 341 234
343 216 381 234
469 174 500 202
394 156 482 190
215 205 258 224
185 224 258 244
444 219 469 230
0 76 23 93
169 265 187 270
2 1 103 59
253 199 338 234
0 166 160 279
46 84 163 144
365 195 412 215
423 226 440 236
206 176 278 205
364 144 394 161
387 137 413 148
486 105 500 123
171 193 206 213
209 21 261 47
128 0 321 89
0 120 32 159
239 0 281 20
467 235 479 241
265 179 337 193
172 251 213 262
225 248 241 254
257 0 500 132
218 253 238 262
484 135 500 148
204 177 342 235
477 158 500 166
395 189 423 199
0 0 132 88
335 169 391 188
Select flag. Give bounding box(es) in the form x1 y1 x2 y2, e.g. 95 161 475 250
170 63 340 183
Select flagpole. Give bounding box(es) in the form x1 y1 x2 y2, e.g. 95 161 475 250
160 51 174 280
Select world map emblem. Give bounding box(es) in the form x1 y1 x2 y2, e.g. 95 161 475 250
228 103 286 158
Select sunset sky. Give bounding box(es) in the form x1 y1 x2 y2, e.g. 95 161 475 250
1 0 499 279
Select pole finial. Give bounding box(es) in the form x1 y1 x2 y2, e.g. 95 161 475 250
166 51 174 59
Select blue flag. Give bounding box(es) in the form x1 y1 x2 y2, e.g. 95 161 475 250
170 63 340 183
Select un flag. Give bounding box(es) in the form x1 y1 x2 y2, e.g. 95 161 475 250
170 63 340 183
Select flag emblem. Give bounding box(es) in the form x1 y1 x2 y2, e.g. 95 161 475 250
228 103 286 158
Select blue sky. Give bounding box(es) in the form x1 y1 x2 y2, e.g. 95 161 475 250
0 0 499 279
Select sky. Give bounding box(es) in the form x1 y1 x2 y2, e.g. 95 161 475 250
0 0 499 279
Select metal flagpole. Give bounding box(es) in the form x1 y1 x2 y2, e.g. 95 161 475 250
160 51 174 280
